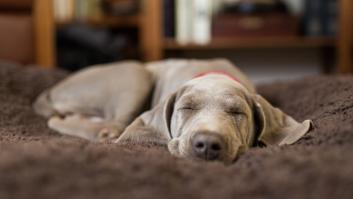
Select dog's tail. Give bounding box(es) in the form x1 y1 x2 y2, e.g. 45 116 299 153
33 90 56 118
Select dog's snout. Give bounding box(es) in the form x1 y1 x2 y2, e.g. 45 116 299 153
192 133 224 161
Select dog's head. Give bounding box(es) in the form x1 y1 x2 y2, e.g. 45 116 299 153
117 74 311 163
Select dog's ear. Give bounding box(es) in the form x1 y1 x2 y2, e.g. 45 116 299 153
252 94 312 146
115 93 176 145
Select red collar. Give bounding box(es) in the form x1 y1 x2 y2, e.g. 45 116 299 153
193 71 241 84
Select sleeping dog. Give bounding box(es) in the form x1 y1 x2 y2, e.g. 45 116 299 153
33 59 312 163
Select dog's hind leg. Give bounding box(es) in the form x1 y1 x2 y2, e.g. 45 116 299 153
48 114 124 142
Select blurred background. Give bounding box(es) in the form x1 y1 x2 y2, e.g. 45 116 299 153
0 0 352 83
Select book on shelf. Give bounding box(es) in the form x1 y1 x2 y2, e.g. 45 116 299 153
303 0 337 36
176 0 191 45
163 0 175 38
54 0 75 23
192 0 212 45
175 0 212 45
75 0 89 21
322 0 337 36
54 0 104 24
212 13 299 38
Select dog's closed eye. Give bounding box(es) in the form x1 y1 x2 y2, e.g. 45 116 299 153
225 106 246 116
178 107 198 111
226 110 244 115
177 100 200 112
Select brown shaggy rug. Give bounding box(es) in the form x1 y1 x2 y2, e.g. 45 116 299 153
0 62 352 199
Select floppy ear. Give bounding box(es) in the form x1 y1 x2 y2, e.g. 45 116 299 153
253 94 312 146
115 93 176 145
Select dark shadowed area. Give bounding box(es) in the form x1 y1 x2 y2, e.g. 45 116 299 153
0 62 352 199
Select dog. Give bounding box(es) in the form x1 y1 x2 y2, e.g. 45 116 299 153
33 59 312 163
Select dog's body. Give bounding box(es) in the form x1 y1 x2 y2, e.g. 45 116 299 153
34 59 311 163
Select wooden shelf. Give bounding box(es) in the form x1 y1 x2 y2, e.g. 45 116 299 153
89 15 141 27
164 36 336 50
57 15 141 28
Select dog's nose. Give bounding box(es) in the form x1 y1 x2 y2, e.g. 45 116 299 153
192 133 224 161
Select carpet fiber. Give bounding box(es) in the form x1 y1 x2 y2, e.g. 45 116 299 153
0 63 352 199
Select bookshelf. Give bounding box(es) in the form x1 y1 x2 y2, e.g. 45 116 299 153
50 0 352 73
153 0 352 73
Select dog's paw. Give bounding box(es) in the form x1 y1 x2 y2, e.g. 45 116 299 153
97 125 124 141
